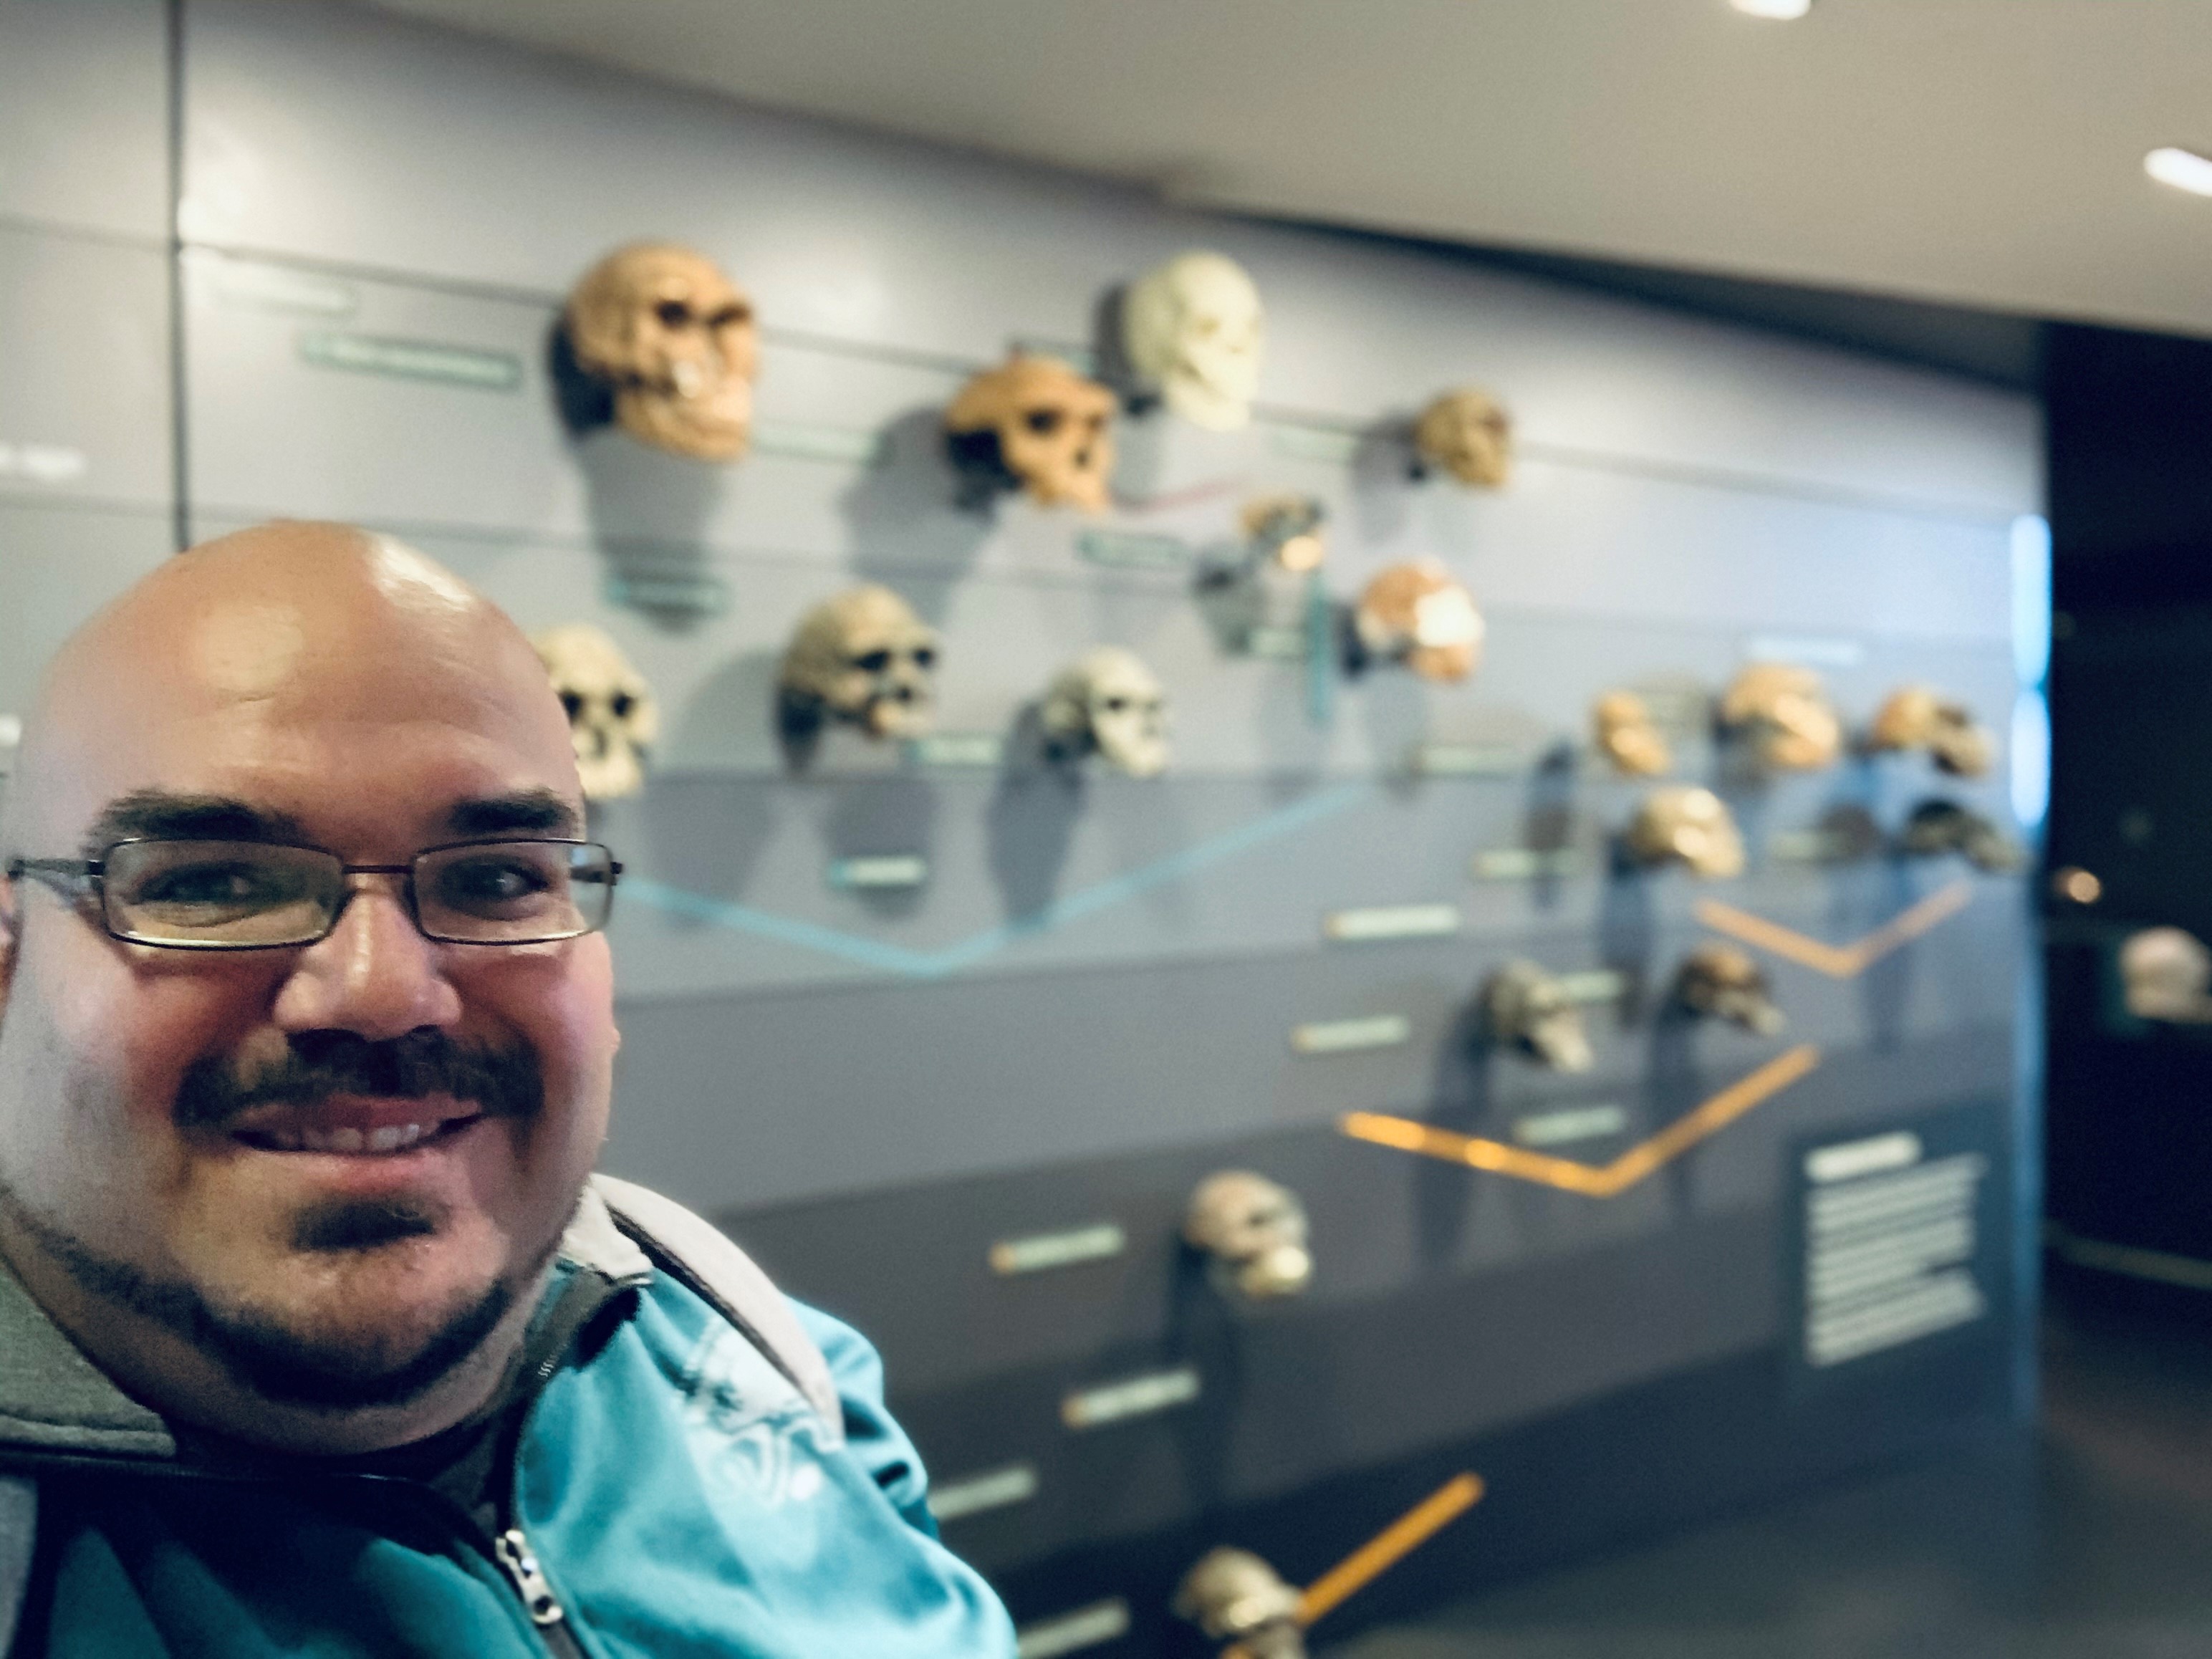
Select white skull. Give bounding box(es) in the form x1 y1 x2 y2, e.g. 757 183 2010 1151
2120 927 2212 1021
1483 961 1594 1072
778 585 939 741
532 623 659 802
1675 943 1784 1034
1039 647 1170 776
1124 251 1265 431
1626 786 1746 878
1173 1547 1306 1658
1183 1170 1313 1299
1353 560 1484 683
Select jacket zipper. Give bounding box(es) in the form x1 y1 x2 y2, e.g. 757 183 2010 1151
493 1525 579 1642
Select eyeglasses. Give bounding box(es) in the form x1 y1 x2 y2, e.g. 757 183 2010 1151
4 838 622 951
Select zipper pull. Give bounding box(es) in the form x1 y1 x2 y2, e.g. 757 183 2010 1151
494 1527 567 1627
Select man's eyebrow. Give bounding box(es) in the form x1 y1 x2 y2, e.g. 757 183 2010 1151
444 790 582 840
81 793 311 860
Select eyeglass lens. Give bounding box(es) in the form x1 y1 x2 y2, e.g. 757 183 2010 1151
98 840 616 947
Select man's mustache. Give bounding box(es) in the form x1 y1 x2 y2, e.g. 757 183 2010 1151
174 1029 544 1130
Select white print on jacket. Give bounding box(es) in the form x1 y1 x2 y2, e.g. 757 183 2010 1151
676 1325 832 1507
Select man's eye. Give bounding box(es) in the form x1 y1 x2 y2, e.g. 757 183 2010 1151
438 857 552 910
133 864 280 910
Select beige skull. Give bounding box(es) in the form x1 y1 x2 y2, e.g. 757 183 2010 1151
1413 387 1513 488
1183 1171 1313 1299
1124 251 1265 431
533 622 659 802
943 355 1117 511
1240 494 1327 574
779 585 939 741
1627 786 1746 878
565 243 758 462
1040 646 1170 776
1173 1547 1306 1659
1675 944 1784 1034
1593 691 1671 776
1719 664 1842 772
1483 961 1595 1072
2120 927 2212 1022
1867 686 1994 779
1354 560 1485 683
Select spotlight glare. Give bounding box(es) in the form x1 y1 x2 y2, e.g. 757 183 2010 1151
2146 146 2212 197
1731 0 1813 17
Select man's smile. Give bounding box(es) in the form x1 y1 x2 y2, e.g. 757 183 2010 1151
221 1095 491 1158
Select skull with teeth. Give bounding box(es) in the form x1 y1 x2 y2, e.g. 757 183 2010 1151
1718 663 1842 772
943 354 1117 512
2119 927 2212 1022
532 622 660 802
1483 961 1595 1072
1123 250 1266 431
563 242 758 462
1183 1170 1314 1300
1039 646 1170 776
777 585 940 742
1413 386 1513 488
1866 686 1994 778
1674 943 1785 1034
1352 559 1485 683
1173 1548 1307 1659
1626 785 1746 878
1592 691 1671 776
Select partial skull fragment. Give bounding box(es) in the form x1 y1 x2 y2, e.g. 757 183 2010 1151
1123 251 1266 431
1898 799 2024 873
1866 686 1995 778
1625 786 1746 879
1039 646 1170 776
1718 663 1842 772
1592 691 1671 776
943 354 1117 512
1183 1170 1314 1299
777 585 939 744
563 243 757 461
1173 1547 1307 1659
533 622 659 802
2119 927 2212 1023
1482 961 1596 1072
1413 386 1513 488
1674 943 1785 1035
1352 559 1484 683
1240 494 1328 574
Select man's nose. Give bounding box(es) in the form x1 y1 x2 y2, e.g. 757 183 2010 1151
271 879 463 1041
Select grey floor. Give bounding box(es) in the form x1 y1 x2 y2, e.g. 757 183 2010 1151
1332 1269 2212 1658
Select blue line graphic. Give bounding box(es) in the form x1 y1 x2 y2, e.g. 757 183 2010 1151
622 779 1375 981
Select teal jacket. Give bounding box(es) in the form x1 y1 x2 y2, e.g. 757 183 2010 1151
0 1178 1016 1659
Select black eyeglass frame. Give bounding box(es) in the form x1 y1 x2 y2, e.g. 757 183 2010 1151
3 837 624 951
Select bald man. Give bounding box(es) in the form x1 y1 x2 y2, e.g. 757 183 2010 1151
0 524 1014 1658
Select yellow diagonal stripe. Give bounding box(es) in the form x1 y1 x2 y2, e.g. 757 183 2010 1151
1695 879 1973 980
1297 1473 1486 1627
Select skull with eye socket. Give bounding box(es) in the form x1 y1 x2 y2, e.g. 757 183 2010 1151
1183 1170 1313 1299
777 585 940 747
1482 960 1595 1072
1039 646 1170 776
532 623 660 802
1173 1547 1307 1659
1413 386 1513 488
562 243 758 461
943 355 1117 512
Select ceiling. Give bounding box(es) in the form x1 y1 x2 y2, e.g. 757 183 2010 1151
358 0 2212 360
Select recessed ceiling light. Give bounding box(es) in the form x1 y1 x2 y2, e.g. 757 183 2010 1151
2146 146 2212 198
1731 0 1813 18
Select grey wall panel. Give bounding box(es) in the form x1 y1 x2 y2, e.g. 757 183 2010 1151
181 3 2039 517
0 226 173 511
0 505 174 718
0 0 168 241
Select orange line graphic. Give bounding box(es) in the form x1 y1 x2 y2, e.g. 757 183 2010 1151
1297 1472 1486 1627
1694 880 1973 978
1341 1044 1822 1198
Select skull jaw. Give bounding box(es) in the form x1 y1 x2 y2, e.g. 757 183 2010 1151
1603 726 1672 776
1223 1620 1309 1659
1931 726 1994 779
613 381 753 463
1438 440 1510 489
1673 828 1746 880
1094 726 1170 778
1709 990 1786 1036
1525 1012 1595 1073
1161 361 1259 431
1228 1243 1314 1300
574 741 646 803
861 692 934 741
1404 640 1481 684
1017 453 1112 514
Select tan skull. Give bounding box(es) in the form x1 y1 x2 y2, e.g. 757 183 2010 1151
1719 664 1842 772
1354 560 1485 683
1483 961 1595 1072
1040 646 1170 776
1183 1170 1313 1299
2120 927 2212 1022
1414 387 1513 488
1124 251 1266 431
1866 686 1994 779
565 243 758 462
1627 786 1746 878
1173 1548 1306 1659
533 622 659 802
779 585 939 741
1240 494 1327 574
1675 943 1784 1034
1593 691 1671 776
943 355 1117 512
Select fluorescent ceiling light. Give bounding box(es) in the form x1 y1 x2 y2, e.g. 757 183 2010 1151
1731 0 1813 18
2146 146 2212 197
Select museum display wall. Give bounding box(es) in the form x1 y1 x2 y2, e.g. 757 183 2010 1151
0 1 2044 1650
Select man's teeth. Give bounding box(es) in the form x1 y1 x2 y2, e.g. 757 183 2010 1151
254 1122 436 1154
